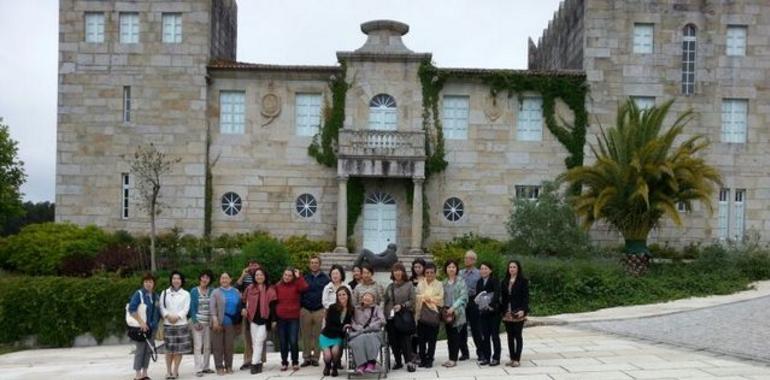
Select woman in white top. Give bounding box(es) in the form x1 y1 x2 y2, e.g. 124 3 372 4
322 265 352 309
160 271 192 380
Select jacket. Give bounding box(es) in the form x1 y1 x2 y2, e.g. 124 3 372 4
442 278 468 329
321 305 353 339
209 286 242 326
383 281 415 317
500 277 530 315
274 276 309 320
322 282 352 309
188 286 211 324
351 304 385 337
415 278 444 319
475 276 501 316
128 289 160 331
352 281 385 306
301 271 330 311
160 287 191 326
244 283 277 323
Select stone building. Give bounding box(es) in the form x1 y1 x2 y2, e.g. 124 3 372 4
529 0 770 246
57 0 770 253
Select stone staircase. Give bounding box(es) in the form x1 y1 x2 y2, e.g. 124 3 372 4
320 251 432 272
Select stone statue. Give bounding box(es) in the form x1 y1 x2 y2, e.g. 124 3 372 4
353 243 398 270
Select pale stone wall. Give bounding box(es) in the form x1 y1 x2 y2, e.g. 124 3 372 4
528 0 585 70
56 0 235 235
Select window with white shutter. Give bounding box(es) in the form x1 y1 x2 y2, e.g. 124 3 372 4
369 94 398 130
517 97 543 141
295 93 322 136
721 99 748 144
442 95 469 140
220 91 245 134
726 25 747 56
123 86 131 123
162 13 182 43
85 12 105 43
515 185 541 201
682 24 697 95
121 173 130 219
631 96 655 111
119 13 140 44
718 189 729 240
633 23 654 54
734 189 745 240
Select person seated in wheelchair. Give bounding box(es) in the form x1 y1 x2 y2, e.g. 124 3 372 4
348 291 386 374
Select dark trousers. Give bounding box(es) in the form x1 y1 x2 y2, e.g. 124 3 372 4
386 321 413 365
446 323 466 361
277 319 300 365
211 325 236 370
504 321 524 361
464 302 482 358
416 322 439 365
479 314 501 361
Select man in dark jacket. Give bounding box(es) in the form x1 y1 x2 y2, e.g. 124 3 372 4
300 256 330 366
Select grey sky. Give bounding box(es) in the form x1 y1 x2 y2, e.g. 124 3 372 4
0 0 562 203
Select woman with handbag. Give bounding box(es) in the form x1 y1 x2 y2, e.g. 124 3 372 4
159 271 192 380
441 260 468 368
383 263 416 372
415 262 443 368
210 272 242 375
319 286 354 377
244 268 277 374
500 260 529 367
475 262 501 366
127 273 160 380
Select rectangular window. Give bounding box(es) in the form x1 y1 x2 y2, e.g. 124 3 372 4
718 188 729 240
219 91 245 134
721 99 748 143
515 185 541 201
121 173 130 219
295 93 322 136
122 86 131 123
85 12 105 43
442 95 469 140
119 12 139 44
734 189 745 239
677 201 687 212
517 97 543 141
162 13 182 43
631 96 656 111
726 25 747 56
633 23 654 54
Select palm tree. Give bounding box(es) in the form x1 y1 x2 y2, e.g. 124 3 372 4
562 99 721 272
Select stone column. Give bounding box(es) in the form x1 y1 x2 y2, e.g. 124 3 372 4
410 178 424 254
335 176 349 253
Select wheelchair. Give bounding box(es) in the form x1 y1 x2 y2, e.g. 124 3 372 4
343 326 390 378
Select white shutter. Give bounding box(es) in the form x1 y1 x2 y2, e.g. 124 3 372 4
163 14 182 43
718 189 729 240
734 189 745 240
120 13 139 43
726 26 747 56
442 95 469 140
517 97 543 141
633 24 654 54
220 91 245 134
295 94 322 136
85 13 104 43
722 99 747 143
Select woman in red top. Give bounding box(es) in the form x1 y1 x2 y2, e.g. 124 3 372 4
273 267 309 371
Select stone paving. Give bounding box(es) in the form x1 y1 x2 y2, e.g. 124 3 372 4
2 325 770 380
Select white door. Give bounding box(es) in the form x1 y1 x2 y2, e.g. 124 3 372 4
363 192 397 253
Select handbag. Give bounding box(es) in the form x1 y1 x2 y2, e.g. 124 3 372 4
125 290 146 328
502 308 526 323
441 306 454 325
390 286 416 334
419 306 440 327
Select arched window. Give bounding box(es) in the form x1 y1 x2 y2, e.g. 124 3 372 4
682 24 697 95
369 94 398 130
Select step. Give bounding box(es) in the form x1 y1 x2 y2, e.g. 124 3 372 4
319 251 432 271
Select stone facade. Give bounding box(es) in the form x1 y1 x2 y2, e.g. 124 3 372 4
530 0 770 246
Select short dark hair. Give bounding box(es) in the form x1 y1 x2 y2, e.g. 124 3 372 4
310 256 321 264
479 262 494 274
141 272 156 286
329 264 346 282
360 264 374 275
443 259 459 274
424 262 437 272
199 270 214 282
169 271 185 287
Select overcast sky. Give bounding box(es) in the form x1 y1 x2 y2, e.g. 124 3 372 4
0 0 562 203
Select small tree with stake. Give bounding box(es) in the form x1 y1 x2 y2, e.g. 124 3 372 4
129 143 180 272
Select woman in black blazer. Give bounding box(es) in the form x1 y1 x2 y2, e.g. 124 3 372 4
474 262 501 366
319 287 354 376
500 260 529 367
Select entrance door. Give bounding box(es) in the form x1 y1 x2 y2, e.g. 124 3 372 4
363 191 397 253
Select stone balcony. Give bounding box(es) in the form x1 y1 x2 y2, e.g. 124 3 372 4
337 129 426 178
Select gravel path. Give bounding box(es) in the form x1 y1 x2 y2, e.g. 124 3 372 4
580 295 770 362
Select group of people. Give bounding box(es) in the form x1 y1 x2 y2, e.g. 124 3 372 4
126 251 530 380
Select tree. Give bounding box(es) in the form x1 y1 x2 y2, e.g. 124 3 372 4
506 181 590 257
562 99 722 273
129 143 180 272
0 118 27 231
1 201 55 236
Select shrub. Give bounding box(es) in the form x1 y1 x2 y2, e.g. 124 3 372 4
282 235 334 270
238 235 290 283
0 223 112 275
506 181 590 257
430 233 506 277
94 245 145 275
